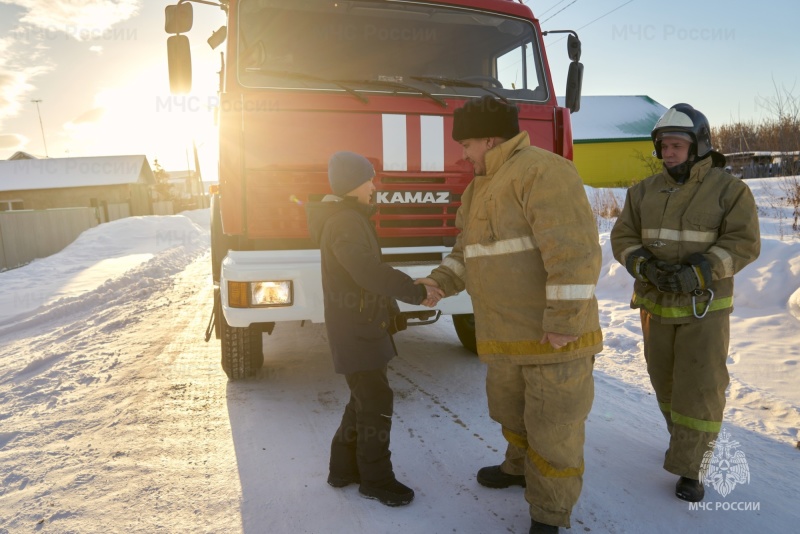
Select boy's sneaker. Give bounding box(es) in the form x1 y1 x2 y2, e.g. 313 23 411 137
327 473 360 488
477 465 526 488
359 479 415 507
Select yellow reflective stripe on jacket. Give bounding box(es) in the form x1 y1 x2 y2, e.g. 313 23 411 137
632 294 733 318
671 410 722 433
642 228 717 243
709 245 734 278
546 284 596 301
478 329 602 356
464 235 536 259
502 428 583 478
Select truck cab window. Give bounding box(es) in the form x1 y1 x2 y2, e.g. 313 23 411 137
237 0 548 103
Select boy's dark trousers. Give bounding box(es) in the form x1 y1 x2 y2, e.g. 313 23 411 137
330 366 395 486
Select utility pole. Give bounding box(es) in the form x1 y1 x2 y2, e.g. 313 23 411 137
31 99 49 158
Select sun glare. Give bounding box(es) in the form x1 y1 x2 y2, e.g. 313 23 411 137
59 59 220 175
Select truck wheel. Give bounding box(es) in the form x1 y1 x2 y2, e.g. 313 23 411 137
452 314 478 354
218 290 264 380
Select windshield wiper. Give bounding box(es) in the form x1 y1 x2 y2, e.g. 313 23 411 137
339 79 448 108
409 76 509 103
245 69 369 103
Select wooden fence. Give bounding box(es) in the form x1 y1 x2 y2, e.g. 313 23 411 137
106 202 130 222
0 208 99 271
152 201 174 216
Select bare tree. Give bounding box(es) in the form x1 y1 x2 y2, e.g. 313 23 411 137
713 80 800 173
152 159 174 201
633 149 662 177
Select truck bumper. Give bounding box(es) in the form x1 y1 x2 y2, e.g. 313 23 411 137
220 247 473 328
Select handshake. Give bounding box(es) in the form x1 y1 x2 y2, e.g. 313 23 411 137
414 277 445 308
626 248 711 294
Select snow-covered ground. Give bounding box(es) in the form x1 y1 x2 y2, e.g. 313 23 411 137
0 178 798 533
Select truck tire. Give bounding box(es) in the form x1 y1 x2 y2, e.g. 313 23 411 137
452 314 478 354
217 289 264 380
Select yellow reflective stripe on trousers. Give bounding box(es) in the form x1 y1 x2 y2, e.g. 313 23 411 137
502 428 584 478
632 294 733 318
546 284 596 301
642 228 717 243
477 329 602 356
502 427 528 450
658 401 671 413
464 235 536 259
671 411 722 433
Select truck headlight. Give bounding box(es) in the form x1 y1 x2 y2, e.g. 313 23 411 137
227 280 293 308
251 280 293 307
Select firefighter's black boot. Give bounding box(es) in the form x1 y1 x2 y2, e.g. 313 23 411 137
529 519 559 533
477 465 526 488
675 476 705 502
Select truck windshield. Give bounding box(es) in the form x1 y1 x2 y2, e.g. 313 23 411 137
237 0 549 103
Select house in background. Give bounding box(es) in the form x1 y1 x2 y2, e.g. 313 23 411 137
560 95 668 187
724 151 800 178
0 155 156 221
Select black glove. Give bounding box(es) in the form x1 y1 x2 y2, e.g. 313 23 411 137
657 254 712 293
625 248 661 286
657 264 699 293
387 313 408 335
387 299 407 335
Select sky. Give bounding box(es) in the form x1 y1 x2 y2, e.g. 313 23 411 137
0 180 798 531
0 0 797 179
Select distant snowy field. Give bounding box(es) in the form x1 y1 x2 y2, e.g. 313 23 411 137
0 178 798 533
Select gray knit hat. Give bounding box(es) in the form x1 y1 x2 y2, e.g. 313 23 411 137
328 151 375 197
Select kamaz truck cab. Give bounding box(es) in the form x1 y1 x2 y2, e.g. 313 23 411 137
165 0 583 379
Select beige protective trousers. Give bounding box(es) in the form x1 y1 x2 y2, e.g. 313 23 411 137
640 310 730 479
486 356 594 528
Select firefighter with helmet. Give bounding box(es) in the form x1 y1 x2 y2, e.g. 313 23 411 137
611 103 760 502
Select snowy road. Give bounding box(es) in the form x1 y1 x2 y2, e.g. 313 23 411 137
1 207 799 533
0 253 242 532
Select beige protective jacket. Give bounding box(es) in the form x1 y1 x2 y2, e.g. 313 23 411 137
430 131 602 364
611 157 760 324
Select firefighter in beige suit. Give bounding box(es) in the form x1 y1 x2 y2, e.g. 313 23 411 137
417 96 602 534
611 103 760 503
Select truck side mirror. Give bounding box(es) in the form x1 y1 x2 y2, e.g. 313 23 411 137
165 3 193 34
565 61 583 113
208 25 227 50
542 30 584 113
567 34 581 62
167 35 192 94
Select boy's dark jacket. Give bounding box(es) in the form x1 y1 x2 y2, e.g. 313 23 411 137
306 196 427 374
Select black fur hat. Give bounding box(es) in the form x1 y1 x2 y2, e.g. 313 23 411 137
452 96 520 141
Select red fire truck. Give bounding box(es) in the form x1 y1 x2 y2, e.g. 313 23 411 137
165 0 583 379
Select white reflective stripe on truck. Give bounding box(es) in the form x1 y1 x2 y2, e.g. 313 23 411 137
382 114 407 171
420 115 445 171
383 114 445 172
